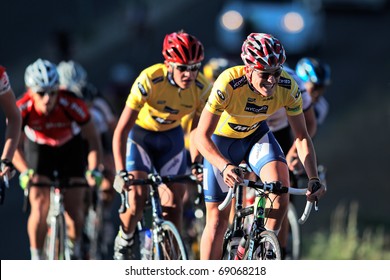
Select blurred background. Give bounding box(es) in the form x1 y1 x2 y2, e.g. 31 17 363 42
1 0 390 259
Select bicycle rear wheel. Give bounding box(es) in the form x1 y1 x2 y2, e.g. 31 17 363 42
154 221 188 260
286 203 301 260
245 230 281 260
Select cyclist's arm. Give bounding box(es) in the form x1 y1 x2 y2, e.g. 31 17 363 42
195 109 240 187
287 113 318 180
81 120 103 171
0 89 21 163
188 113 202 164
10 129 29 174
112 106 139 172
286 106 317 172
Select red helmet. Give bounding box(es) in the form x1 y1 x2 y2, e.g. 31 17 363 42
162 31 204 64
241 33 286 71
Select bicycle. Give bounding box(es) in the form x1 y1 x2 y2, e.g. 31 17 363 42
25 171 89 260
283 163 327 259
83 184 112 260
182 174 205 260
219 178 316 260
118 172 200 260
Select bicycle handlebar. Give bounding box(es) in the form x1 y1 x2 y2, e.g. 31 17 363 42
118 173 202 213
218 179 314 224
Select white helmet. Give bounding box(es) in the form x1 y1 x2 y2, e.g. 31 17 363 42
24 58 59 92
57 60 87 95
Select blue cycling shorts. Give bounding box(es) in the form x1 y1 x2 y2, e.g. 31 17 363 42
126 124 187 176
203 121 286 202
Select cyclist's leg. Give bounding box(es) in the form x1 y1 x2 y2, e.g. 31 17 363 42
27 180 50 260
159 182 186 233
154 125 187 233
63 184 87 259
200 201 230 260
24 139 52 259
58 134 89 259
247 131 290 234
114 125 152 259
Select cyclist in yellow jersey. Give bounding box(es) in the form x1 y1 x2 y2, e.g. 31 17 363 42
112 30 211 260
195 33 326 260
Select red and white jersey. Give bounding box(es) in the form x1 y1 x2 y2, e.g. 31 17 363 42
17 89 91 146
0 66 11 95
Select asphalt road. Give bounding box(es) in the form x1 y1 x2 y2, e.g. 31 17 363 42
1 1 390 259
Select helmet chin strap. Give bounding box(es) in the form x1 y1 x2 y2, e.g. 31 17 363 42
246 66 261 95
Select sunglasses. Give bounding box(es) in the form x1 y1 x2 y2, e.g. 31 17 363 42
172 63 201 72
36 90 58 97
256 68 283 79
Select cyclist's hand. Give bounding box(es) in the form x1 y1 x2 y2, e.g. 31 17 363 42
288 156 304 175
19 169 34 190
307 178 326 202
0 159 16 179
113 170 129 193
191 162 203 183
220 163 243 188
86 168 103 188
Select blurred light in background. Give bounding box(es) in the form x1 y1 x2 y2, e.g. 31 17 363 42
220 10 244 31
282 12 304 33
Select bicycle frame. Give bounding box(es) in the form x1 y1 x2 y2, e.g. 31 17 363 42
33 174 89 260
119 173 198 260
220 179 311 260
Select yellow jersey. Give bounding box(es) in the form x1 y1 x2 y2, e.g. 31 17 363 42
126 63 211 131
205 66 302 138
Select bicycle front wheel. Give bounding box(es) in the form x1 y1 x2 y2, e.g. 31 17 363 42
46 214 70 260
154 221 188 260
286 203 301 260
245 230 281 260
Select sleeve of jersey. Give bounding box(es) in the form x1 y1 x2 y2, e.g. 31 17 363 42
285 85 303 117
125 73 149 111
0 68 11 96
195 82 212 116
69 98 91 125
204 79 230 116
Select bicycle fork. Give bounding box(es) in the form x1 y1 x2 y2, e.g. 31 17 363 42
48 188 71 260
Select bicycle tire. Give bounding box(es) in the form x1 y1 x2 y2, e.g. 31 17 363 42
47 214 70 260
154 221 188 260
244 230 281 260
286 203 301 260
221 229 237 260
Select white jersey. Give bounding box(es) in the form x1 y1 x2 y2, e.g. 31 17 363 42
267 67 312 132
314 96 328 125
90 97 116 134
0 70 11 95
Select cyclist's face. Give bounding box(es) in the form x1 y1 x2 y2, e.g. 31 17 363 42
249 68 282 97
168 62 201 89
32 90 58 115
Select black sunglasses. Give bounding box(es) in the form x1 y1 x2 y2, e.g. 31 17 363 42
257 68 283 79
36 90 57 97
172 63 201 72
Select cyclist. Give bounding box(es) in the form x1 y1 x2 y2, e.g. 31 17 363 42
266 65 317 259
112 30 211 260
286 57 331 175
195 33 326 260
0 66 21 179
58 60 117 204
12 58 102 260
57 60 116 258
